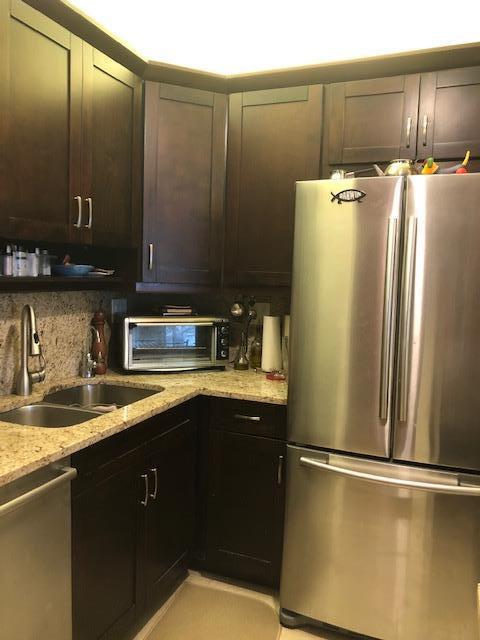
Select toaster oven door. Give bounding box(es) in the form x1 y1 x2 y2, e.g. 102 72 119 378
126 321 217 371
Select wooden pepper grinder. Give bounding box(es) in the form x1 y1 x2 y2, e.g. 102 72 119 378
91 309 108 374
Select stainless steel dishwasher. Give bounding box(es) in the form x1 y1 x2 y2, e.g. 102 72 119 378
0 459 76 639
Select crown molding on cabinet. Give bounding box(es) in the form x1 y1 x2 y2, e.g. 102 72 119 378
23 1 480 93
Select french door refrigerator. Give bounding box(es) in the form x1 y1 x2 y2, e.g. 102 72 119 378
280 174 480 640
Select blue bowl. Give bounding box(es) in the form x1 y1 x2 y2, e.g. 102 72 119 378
52 264 94 277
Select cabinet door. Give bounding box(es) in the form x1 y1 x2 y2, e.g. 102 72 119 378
143 82 227 285
325 75 420 165
225 86 322 287
419 66 480 160
206 430 286 586
142 417 197 613
82 45 142 247
72 452 142 640
0 0 82 243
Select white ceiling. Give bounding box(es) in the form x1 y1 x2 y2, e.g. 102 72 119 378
67 0 480 75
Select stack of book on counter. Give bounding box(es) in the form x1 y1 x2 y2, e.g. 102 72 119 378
161 305 194 316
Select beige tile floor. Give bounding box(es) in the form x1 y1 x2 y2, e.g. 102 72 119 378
134 571 350 640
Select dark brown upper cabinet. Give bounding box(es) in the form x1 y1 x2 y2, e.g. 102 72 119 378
81 46 142 248
0 0 142 248
419 66 480 160
224 85 323 288
0 0 82 243
324 74 421 167
143 82 227 286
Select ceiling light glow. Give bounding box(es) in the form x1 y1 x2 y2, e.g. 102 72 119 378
67 0 480 75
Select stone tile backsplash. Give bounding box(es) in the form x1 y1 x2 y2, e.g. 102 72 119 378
0 291 114 394
0 288 291 394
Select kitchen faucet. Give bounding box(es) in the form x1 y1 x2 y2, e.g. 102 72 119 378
16 304 46 395
80 327 100 378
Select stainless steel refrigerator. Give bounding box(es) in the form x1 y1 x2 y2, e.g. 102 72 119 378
280 174 480 640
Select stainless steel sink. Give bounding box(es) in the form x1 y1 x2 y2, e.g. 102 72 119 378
42 383 161 411
0 404 101 427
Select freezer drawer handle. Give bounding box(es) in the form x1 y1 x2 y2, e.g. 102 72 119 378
299 457 480 496
379 217 398 421
0 466 77 517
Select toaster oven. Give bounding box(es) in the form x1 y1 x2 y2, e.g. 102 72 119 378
122 316 229 372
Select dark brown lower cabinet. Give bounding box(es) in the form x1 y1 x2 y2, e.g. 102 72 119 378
72 404 197 640
142 419 197 617
204 400 287 587
72 448 142 640
72 397 287 640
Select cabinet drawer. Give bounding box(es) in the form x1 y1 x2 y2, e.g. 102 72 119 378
72 401 197 492
208 398 286 439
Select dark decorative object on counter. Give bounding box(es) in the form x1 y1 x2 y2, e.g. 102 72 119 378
250 325 263 370
91 309 108 374
230 295 257 370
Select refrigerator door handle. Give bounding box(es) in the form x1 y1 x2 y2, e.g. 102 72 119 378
299 456 480 496
398 216 417 422
379 217 398 421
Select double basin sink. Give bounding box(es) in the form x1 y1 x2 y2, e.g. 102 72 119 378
0 384 162 428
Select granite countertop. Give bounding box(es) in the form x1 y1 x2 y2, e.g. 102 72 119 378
0 368 287 488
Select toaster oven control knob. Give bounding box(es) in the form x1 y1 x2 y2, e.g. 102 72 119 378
220 326 228 334
220 350 228 358
220 338 228 346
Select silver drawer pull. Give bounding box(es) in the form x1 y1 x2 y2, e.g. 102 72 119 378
405 116 412 148
234 414 261 422
140 473 149 507
149 468 158 500
148 243 154 270
85 197 93 228
277 455 284 485
422 114 428 146
73 196 82 228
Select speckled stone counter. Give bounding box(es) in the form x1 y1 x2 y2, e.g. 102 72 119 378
0 369 287 487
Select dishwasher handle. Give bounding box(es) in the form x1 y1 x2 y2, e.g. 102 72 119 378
0 466 77 517
299 457 480 496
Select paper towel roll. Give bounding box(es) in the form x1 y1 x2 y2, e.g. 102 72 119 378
262 316 282 372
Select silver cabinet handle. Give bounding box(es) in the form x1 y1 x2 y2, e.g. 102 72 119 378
299 456 480 496
85 197 93 228
149 468 158 500
379 217 398 421
234 414 261 422
148 243 154 270
398 217 417 422
422 114 428 146
277 455 284 485
73 196 82 228
140 473 149 507
405 116 412 148
0 467 77 517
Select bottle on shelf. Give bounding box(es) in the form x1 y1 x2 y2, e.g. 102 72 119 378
41 250 51 276
3 245 13 277
26 249 39 277
16 246 27 277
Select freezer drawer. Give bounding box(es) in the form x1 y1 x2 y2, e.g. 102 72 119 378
281 445 480 640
